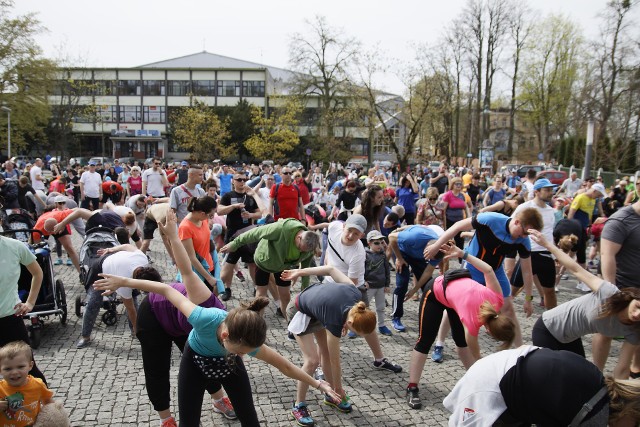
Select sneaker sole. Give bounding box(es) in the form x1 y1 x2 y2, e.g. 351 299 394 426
408 401 422 409
323 400 352 413
373 364 402 373
213 409 237 420
291 411 314 426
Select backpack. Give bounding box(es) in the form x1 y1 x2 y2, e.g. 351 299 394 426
273 183 299 217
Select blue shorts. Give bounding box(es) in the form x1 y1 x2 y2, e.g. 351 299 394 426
466 262 511 297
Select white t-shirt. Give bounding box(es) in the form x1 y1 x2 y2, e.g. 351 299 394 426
142 168 167 197
102 250 148 299
80 171 102 198
30 165 45 191
258 187 271 208
512 200 555 252
324 220 365 287
521 181 534 200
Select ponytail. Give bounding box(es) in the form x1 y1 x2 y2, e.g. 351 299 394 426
557 234 578 253
606 376 640 425
479 301 515 350
348 301 376 335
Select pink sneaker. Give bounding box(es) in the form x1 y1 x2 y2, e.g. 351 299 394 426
213 397 237 420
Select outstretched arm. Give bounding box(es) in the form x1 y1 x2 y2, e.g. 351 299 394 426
442 242 501 296
281 265 352 286
423 218 473 259
94 274 197 318
479 200 505 213
528 229 602 292
52 208 90 234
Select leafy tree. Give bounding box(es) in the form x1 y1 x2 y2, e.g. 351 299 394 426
244 96 301 162
170 100 231 163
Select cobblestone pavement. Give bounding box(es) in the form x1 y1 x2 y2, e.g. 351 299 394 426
29 233 622 426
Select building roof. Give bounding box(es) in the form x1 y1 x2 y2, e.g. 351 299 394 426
138 51 296 82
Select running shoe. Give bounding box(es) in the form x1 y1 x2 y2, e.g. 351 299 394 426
323 394 352 413
160 417 177 427
431 346 444 363
378 325 393 336
76 337 91 349
392 318 406 332
213 397 237 420
373 358 402 373
288 332 296 341
66 258 73 266
291 402 314 426
220 288 232 301
236 271 246 282
407 386 422 409
54 259 63 265
276 307 285 318
347 330 357 339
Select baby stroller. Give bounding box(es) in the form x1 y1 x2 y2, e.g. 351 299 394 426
75 226 121 326
1 208 36 243
1 228 67 349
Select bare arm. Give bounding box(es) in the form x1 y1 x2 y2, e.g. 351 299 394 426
600 238 620 284
404 264 436 301
423 218 474 259
281 265 352 285
14 260 43 316
480 200 505 213
613 342 637 380
217 202 244 216
181 237 216 286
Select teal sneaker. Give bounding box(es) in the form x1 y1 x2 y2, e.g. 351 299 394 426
323 394 352 413
291 402 314 426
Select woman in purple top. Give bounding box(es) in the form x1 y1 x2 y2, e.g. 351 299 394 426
134 209 236 426
396 174 419 224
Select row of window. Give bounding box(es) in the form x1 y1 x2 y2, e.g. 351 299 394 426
53 80 265 97
73 106 166 124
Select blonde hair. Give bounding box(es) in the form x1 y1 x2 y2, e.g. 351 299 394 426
0 341 32 365
478 301 515 350
449 177 463 190
606 377 640 425
348 301 376 335
426 187 439 199
557 234 578 253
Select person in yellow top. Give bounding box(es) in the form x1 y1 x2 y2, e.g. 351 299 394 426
462 169 473 187
0 341 56 427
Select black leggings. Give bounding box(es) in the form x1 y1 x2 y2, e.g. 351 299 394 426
531 317 585 357
136 296 218 412
179 343 259 427
414 288 467 354
0 314 47 385
445 216 465 252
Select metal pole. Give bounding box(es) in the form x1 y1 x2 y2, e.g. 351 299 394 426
1 106 10 159
583 121 594 181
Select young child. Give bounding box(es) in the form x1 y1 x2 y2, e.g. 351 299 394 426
0 341 54 427
363 230 392 336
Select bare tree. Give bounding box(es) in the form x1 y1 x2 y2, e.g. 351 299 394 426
288 15 361 163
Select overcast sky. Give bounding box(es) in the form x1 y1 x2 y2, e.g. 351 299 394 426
13 0 632 95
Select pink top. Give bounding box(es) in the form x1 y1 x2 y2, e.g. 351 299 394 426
442 191 467 209
432 275 504 336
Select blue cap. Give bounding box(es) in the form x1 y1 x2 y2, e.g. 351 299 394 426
88 161 96 166
533 178 557 191
181 161 188 166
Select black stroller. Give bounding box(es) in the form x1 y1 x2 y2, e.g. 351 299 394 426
75 226 121 326
0 227 68 349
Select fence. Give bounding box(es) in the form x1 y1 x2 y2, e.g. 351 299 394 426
557 166 640 189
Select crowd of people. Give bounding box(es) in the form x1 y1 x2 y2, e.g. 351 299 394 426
1 155 640 426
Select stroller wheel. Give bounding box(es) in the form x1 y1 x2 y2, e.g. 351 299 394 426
30 326 42 349
75 296 83 318
102 310 117 326
55 279 67 325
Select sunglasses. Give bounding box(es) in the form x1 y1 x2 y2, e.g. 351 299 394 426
154 163 161 166
234 178 247 182
56 201 66 204
454 183 462 186
429 198 437 201
282 172 291 175
370 240 384 245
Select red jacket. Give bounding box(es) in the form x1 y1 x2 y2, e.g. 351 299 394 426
102 181 123 194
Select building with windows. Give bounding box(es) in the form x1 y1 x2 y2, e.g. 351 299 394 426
51 51 383 163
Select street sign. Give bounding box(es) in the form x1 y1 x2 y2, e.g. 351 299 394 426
466 153 473 158
306 148 312 156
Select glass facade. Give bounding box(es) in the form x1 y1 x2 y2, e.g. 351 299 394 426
242 81 265 97
143 80 166 96
217 80 240 97
119 106 141 122
143 106 165 123
192 80 215 96
168 80 191 96
118 80 141 96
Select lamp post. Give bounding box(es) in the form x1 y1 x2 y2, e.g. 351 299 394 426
1 106 10 159
480 104 490 169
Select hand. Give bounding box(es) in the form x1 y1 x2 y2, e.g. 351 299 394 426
219 243 234 254
317 381 341 403
384 287 391 294
523 299 533 318
244 187 255 196
280 270 300 282
527 229 549 249
441 241 463 260
13 302 33 317
158 209 178 237
423 242 442 260
395 258 407 273
93 273 127 296
235 203 245 210
404 289 416 302
241 210 252 220
52 223 65 234
96 248 111 256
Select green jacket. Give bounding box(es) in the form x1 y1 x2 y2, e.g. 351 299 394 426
229 218 314 274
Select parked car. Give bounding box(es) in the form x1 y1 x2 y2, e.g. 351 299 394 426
88 156 114 166
538 170 567 186
516 165 544 178
117 157 138 165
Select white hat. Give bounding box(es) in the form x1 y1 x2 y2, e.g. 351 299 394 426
54 195 67 203
591 183 606 197
345 214 367 233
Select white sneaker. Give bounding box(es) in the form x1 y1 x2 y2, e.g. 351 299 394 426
576 282 591 292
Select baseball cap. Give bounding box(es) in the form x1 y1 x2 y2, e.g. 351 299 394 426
88 161 96 166
591 183 606 197
533 178 557 191
54 195 67 203
345 214 367 233
181 161 189 166
367 230 384 242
